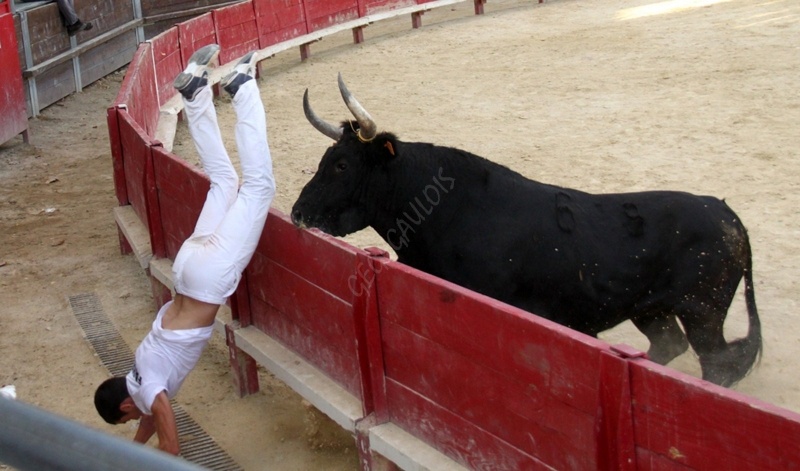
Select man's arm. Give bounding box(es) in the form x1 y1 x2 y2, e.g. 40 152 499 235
133 415 156 444
150 391 180 455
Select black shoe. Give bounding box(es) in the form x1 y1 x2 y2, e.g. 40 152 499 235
67 20 93 37
173 44 221 101
221 51 259 98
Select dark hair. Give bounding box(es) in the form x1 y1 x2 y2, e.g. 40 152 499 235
94 376 130 424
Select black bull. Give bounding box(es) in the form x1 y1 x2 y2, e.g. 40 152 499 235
291 75 762 387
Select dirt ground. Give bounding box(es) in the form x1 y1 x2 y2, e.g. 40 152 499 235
2 0 799 469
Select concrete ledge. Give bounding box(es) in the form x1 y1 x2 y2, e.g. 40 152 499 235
369 423 469 471
155 109 179 151
148 257 174 291
113 205 152 269
232 325 364 433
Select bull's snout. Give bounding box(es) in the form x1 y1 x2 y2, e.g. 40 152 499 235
290 208 304 227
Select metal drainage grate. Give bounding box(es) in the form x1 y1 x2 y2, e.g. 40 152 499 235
70 293 242 471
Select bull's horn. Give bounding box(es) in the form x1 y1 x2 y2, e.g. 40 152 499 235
303 89 343 141
337 73 378 142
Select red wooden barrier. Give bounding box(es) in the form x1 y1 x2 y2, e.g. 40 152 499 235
213 1 261 65
116 111 153 231
114 43 160 138
107 106 128 207
108 1 800 470
304 0 359 32
629 363 800 470
254 0 309 48
149 28 183 108
375 260 607 469
246 214 366 398
0 4 29 145
177 13 218 69
150 146 208 259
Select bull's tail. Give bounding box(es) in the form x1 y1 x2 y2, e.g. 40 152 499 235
717 245 763 387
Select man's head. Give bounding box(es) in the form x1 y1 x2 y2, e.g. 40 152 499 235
94 376 141 424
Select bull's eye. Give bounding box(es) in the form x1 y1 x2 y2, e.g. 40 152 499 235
335 161 348 173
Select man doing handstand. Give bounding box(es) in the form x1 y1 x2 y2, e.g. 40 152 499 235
93 44 275 455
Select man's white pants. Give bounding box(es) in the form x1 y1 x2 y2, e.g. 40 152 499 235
172 81 275 305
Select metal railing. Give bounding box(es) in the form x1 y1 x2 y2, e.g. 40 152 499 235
0 397 205 471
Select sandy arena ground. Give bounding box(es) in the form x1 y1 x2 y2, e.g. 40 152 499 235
2 0 799 469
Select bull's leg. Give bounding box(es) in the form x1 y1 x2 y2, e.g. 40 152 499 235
676 307 732 385
632 314 689 365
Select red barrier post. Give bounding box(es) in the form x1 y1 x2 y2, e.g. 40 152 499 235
107 106 129 207
145 143 167 260
595 345 644 471
0 6 29 145
225 321 260 397
353 248 391 420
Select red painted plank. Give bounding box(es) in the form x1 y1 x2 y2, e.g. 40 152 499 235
117 111 151 229
635 448 693 471
178 12 218 68
377 262 608 414
243 215 366 396
0 12 27 145
149 27 183 107
382 321 597 468
249 293 362 397
144 144 166 258
253 0 308 47
151 147 207 259
596 350 637 471
304 0 359 31
386 380 576 470
247 253 354 343
213 1 261 64
352 250 390 418
107 106 128 206
255 210 361 301
115 43 160 137
132 48 159 137
630 362 800 470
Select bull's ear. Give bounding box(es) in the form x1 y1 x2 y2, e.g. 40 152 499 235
375 135 399 159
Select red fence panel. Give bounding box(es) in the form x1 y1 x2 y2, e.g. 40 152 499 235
113 43 159 137
253 0 309 48
376 261 610 470
177 13 218 69
116 111 152 233
303 0 359 32
0 10 27 145
213 1 261 65
149 27 183 108
151 146 208 260
108 2 800 470
629 363 800 471
245 212 365 398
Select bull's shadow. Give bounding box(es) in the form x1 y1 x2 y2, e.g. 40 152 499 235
290 74 762 388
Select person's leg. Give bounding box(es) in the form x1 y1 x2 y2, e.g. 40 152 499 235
55 0 78 25
183 85 239 239
210 53 275 273
169 44 238 240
